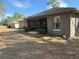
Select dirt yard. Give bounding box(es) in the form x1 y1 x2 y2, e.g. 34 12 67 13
0 27 79 59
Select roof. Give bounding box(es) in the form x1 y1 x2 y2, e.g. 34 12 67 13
26 7 79 19
8 20 24 24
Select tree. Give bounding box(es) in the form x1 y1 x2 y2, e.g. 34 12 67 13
1 12 25 26
13 12 24 20
0 0 6 21
1 16 13 25
6 16 13 22
0 0 6 26
48 0 60 9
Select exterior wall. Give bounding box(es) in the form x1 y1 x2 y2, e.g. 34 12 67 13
19 21 25 28
25 13 73 37
47 13 70 37
61 14 70 37
8 23 15 28
71 14 79 36
24 19 28 27
75 14 79 35
15 23 19 28
10 23 13 28
8 21 25 29
70 16 75 37
70 14 79 37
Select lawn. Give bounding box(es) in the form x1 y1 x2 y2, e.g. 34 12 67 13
0 28 79 59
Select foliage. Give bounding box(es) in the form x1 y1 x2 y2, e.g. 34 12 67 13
0 0 6 26
24 27 30 32
1 12 25 26
13 12 24 20
48 0 60 8
0 16 13 26
0 22 3 26
36 28 47 34
6 16 13 22
0 0 6 16
1 18 7 25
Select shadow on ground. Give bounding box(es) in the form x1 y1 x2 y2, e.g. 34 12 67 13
0 30 79 59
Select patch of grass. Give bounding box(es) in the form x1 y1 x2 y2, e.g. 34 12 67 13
74 36 79 42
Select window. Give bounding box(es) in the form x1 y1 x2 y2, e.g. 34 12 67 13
53 16 60 31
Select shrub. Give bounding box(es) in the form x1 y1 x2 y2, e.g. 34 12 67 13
24 27 30 32
36 28 46 34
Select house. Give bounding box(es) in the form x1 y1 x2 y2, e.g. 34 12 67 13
24 7 79 37
8 20 25 29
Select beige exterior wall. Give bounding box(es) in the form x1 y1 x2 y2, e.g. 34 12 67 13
70 14 76 37
8 21 25 29
47 13 70 37
25 13 79 37
9 23 14 28
15 23 19 28
10 23 19 29
19 21 25 28
70 14 79 36
70 18 75 37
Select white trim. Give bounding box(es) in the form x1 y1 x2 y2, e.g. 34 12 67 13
53 29 61 31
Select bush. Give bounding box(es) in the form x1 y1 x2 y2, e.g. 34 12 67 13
36 28 47 34
24 27 30 32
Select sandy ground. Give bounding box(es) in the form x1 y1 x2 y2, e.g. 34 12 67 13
0 27 79 59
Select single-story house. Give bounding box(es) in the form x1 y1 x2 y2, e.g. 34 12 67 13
24 7 79 37
8 20 25 29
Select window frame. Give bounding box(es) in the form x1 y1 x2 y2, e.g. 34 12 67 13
53 16 61 31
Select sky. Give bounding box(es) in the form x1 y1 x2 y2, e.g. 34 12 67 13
2 0 79 17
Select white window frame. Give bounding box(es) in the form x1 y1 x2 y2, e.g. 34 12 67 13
53 16 61 31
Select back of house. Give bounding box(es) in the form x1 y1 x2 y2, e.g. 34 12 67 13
24 7 79 37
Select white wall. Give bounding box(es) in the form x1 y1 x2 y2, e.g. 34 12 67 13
15 23 19 28
70 15 76 37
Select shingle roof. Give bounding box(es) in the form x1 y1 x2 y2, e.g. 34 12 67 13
26 7 79 19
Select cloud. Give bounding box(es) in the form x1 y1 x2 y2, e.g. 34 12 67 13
59 0 68 7
5 13 12 16
47 0 68 9
47 6 52 9
13 1 25 8
10 0 30 8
